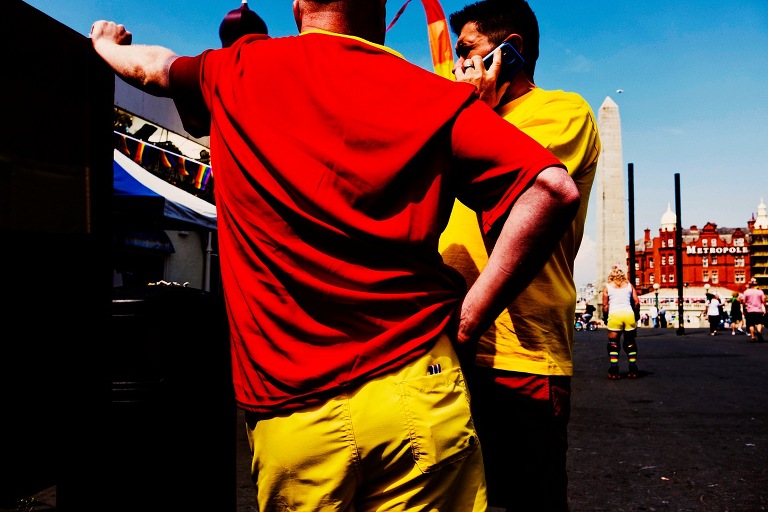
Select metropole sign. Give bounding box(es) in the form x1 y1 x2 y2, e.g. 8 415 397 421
685 246 749 255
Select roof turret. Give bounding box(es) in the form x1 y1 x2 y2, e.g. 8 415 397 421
660 203 676 232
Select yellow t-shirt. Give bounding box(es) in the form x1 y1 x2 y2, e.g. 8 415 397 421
439 87 601 376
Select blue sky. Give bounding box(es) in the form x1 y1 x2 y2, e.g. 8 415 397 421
25 0 768 286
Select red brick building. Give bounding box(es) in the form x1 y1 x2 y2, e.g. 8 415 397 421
630 203 767 297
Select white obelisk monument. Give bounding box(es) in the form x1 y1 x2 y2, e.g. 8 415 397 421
595 96 627 288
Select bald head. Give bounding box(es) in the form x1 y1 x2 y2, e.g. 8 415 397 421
293 0 387 44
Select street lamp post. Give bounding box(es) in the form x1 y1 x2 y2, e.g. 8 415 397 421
653 283 660 328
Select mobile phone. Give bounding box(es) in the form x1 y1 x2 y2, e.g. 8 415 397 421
482 41 524 83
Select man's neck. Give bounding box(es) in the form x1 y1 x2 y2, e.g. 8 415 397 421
298 8 384 44
499 75 536 106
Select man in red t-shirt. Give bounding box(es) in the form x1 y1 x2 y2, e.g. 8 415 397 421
90 1 580 509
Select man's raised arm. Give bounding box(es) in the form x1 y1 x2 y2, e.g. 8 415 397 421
90 20 178 97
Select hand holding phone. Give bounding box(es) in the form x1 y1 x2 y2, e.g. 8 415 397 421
482 41 524 84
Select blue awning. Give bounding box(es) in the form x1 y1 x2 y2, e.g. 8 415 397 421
113 150 217 231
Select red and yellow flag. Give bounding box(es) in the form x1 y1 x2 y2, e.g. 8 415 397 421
387 0 454 80
159 150 173 168
117 134 130 155
133 141 146 164
420 0 454 80
178 156 189 176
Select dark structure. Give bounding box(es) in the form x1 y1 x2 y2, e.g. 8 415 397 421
1 1 114 508
2 3 235 510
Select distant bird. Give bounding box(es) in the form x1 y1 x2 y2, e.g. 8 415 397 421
616 89 624 94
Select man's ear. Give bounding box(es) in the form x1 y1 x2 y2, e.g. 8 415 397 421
293 0 301 31
503 33 523 54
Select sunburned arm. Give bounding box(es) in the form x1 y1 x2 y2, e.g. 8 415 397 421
90 20 178 97
456 166 580 344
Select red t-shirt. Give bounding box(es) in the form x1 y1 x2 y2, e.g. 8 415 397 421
169 31 563 415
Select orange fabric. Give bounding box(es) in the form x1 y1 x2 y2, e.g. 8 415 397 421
421 0 455 80
386 0 454 79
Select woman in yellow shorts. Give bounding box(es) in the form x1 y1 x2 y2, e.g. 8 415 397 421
601 266 641 379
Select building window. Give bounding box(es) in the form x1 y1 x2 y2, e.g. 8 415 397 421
735 256 745 267
712 270 719 284
736 270 746 283
669 274 675 283
702 239 708 247
735 238 744 247
635 277 640 286
703 270 709 282
649 258 654 269
711 238 717 247
711 255 718 265
668 238 674 247
662 275 667 283
661 240 666 248
702 256 708 268
650 274 655 283
635 261 640 270
661 256 667 265
669 254 675 265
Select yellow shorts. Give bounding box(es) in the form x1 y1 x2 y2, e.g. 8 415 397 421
607 310 637 331
245 333 487 511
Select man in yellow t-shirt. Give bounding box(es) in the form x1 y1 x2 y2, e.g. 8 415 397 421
441 1 601 510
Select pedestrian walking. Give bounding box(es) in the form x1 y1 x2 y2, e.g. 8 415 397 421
706 293 722 335
729 291 745 335
743 279 765 342
649 304 659 328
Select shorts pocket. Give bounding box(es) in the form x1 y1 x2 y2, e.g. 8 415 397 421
397 366 478 473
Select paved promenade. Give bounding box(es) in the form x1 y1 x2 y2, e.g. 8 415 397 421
566 326 768 511
4 327 766 511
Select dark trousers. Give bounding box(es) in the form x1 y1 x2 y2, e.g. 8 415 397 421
709 315 721 333
467 366 571 512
